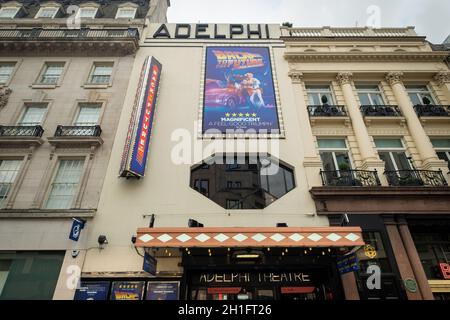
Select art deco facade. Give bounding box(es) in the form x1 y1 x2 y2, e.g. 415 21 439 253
0 0 169 299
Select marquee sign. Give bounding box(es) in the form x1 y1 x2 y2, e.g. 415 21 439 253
119 56 162 178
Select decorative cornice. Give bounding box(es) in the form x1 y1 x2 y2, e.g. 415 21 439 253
385 72 404 86
0 87 12 109
434 71 450 86
284 52 449 63
288 70 303 84
336 72 353 85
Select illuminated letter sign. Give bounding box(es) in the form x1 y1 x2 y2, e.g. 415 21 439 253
119 56 162 178
440 263 450 280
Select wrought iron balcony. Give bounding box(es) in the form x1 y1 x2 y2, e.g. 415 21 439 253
320 169 381 187
413 104 450 117
54 125 102 137
0 125 44 137
360 105 402 117
384 170 448 187
307 105 347 117
0 28 140 55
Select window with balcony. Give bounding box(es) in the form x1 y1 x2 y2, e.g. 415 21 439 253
0 7 20 19
375 139 412 172
116 7 137 19
18 104 47 126
39 62 64 85
0 62 15 85
88 63 113 85
0 159 21 208
318 139 351 172
432 138 450 170
306 85 335 105
45 159 84 209
74 103 101 126
35 7 59 18
356 85 385 106
406 85 436 106
190 155 295 209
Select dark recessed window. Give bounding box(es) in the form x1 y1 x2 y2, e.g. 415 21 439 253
190 155 295 209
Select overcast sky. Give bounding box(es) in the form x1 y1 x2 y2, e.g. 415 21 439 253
167 0 450 43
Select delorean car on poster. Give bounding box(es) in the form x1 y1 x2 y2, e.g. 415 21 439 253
202 47 280 134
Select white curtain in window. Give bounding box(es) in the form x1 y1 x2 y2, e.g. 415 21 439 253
75 105 101 125
45 159 84 209
0 63 15 83
0 160 21 208
19 106 46 126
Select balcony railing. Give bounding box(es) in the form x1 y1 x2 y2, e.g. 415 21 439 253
384 170 448 187
413 105 450 117
0 28 139 40
360 105 402 117
320 170 381 187
308 105 347 117
0 125 44 137
54 125 102 137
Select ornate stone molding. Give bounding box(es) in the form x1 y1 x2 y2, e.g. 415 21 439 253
284 52 448 63
288 70 303 84
336 72 353 85
0 87 12 109
385 72 404 86
434 71 450 87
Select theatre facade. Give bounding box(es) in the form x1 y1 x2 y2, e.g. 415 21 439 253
76 24 450 300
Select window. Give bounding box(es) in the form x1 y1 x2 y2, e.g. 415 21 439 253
318 139 351 172
406 85 436 106
78 7 97 18
88 63 113 84
39 62 64 84
116 8 136 19
306 85 335 105
18 105 47 126
0 7 19 19
0 62 15 84
0 160 21 208
0 252 64 300
36 7 58 18
190 155 295 209
45 159 84 209
74 103 101 126
432 138 450 170
193 179 209 197
374 138 412 171
356 85 385 106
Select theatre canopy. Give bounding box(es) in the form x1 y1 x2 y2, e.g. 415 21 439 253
136 227 364 248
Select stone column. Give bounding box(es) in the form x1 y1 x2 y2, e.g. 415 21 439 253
397 217 434 300
288 70 323 187
384 217 422 300
336 73 386 180
340 272 360 300
385 72 443 170
434 71 450 103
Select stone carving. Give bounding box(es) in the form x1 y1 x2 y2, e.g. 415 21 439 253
433 72 450 87
336 72 353 85
288 70 303 84
0 87 12 109
385 72 404 86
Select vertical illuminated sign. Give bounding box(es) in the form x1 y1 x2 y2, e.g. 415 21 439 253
119 56 162 178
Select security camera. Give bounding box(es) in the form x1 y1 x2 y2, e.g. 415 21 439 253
71 250 80 258
98 235 108 247
131 235 137 244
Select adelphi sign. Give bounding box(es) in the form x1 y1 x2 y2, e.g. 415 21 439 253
150 23 279 40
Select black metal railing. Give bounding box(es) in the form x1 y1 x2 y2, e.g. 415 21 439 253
320 169 381 187
0 28 139 40
307 105 347 117
384 170 448 187
54 125 102 137
0 125 44 137
360 105 402 117
413 104 450 117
